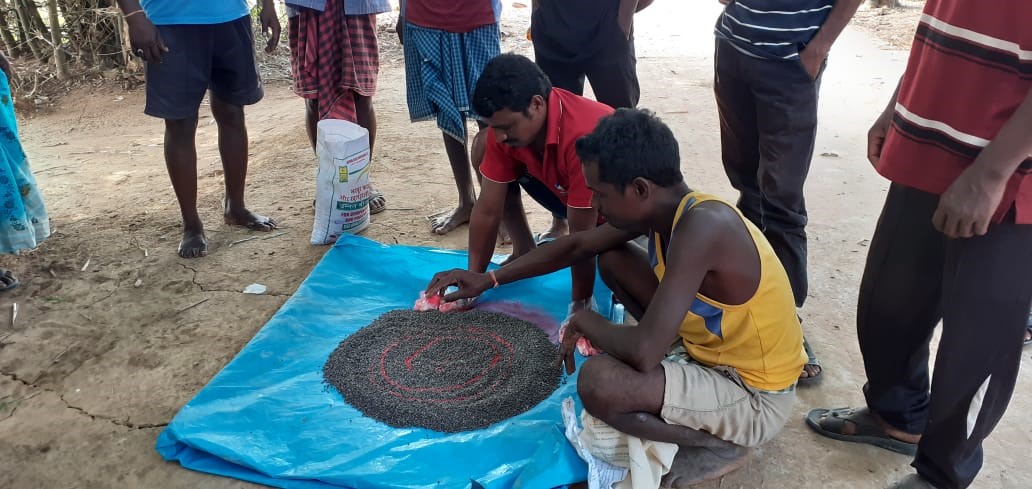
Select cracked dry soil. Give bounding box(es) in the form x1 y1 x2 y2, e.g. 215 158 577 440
0 22 534 484
0 6 541 485
3 3 1031 489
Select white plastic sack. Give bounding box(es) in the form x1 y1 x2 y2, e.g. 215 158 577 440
311 119 371 245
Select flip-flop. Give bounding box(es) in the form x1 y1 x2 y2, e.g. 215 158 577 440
805 407 917 456
0 269 19 291
797 337 823 386
369 190 387 215
533 232 557 245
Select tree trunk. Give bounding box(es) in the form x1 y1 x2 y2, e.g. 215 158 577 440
13 0 43 60
23 0 47 35
45 0 67 79
56 0 68 21
0 0 21 56
0 23 17 56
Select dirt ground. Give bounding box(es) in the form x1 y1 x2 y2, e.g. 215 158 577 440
2 2 1030 489
850 1 924 50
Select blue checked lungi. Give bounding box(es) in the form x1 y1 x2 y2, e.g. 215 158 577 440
403 22 501 141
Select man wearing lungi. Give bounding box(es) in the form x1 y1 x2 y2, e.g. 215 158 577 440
397 0 502 236
287 0 391 214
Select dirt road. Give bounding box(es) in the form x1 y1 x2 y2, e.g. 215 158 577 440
2 2 1029 488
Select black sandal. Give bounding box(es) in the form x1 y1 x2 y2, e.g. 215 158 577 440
369 190 387 215
806 407 917 456
0 268 19 291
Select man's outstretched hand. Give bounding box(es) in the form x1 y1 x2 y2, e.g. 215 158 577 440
425 269 493 304
557 318 583 375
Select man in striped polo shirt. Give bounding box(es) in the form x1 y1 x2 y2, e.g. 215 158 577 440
713 0 863 384
807 1 1032 488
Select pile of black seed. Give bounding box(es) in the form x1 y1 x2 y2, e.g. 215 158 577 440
324 309 561 433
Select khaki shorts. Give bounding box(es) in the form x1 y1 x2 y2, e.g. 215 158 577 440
660 356 796 448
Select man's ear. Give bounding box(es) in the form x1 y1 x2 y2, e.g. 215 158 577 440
631 177 650 200
530 94 546 113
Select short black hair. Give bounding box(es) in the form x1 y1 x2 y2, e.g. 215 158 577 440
575 108 683 190
472 53 552 118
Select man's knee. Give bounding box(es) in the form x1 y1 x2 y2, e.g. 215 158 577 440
577 356 622 419
471 129 488 170
164 117 198 138
211 98 246 129
354 94 373 112
597 248 623 289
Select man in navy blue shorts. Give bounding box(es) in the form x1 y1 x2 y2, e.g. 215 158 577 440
116 0 282 258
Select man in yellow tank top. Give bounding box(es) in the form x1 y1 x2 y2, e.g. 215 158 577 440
426 109 806 486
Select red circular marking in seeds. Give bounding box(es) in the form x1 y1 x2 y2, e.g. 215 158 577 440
374 326 515 403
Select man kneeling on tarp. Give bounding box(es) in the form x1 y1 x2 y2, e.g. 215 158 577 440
425 108 806 486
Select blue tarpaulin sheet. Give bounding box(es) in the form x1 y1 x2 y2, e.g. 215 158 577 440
156 235 612 488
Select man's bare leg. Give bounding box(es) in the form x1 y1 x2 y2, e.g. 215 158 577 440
468 126 511 245
578 356 751 488
356 95 377 152
304 98 319 150
498 182 535 265
164 117 207 258
356 94 386 213
598 244 658 321
211 94 276 231
539 215 568 241
430 131 477 234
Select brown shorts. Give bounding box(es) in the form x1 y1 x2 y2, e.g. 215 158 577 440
660 359 796 447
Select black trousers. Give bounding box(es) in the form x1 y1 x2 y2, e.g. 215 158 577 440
859 184 1032 489
714 38 821 307
534 44 639 110
531 0 640 110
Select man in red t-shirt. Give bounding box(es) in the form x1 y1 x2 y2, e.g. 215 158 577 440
448 54 613 310
807 1 1032 488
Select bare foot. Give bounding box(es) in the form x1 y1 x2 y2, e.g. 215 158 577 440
661 445 751 488
498 222 513 246
536 216 568 242
798 337 822 384
224 205 278 231
498 243 534 267
429 205 472 235
178 227 209 259
799 363 822 381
